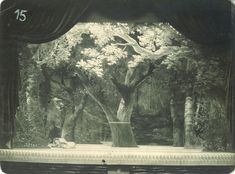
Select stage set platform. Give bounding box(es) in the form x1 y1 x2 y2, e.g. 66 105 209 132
0 145 234 166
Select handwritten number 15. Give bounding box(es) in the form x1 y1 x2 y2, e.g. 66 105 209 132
14 9 27 22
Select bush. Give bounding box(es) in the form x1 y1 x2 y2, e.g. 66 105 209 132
193 98 230 151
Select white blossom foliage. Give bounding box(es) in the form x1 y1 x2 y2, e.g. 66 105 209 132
34 22 194 78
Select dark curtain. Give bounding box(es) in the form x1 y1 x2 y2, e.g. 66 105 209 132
0 35 18 148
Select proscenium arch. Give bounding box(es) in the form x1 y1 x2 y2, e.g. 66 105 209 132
0 0 234 149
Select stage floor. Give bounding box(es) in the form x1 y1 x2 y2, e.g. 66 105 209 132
0 145 234 166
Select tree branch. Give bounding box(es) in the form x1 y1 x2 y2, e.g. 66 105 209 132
110 74 134 103
84 109 108 125
71 93 88 124
75 93 88 113
115 32 174 62
111 75 132 92
82 83 118 122
50 78 73 95
131 63 155 88
111 43 132 46
114 33 153 56
110 76 124 91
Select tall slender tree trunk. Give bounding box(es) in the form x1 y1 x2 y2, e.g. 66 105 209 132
170 98 184 146
184 96 194 147
61 94 87 141
183 59 195 148
39 65 51 127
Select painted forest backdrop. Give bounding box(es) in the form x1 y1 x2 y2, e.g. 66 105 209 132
14 22 231 151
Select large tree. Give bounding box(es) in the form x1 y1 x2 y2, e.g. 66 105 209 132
73 23 191 147
33 39 89 142
33 22 195 147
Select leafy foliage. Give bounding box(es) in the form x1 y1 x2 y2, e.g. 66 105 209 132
193 98 230 151
14 22 231 150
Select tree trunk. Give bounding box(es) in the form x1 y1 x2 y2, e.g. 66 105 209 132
170 99 184 146
110 122 137 147
184 96 194 147
84 68 138 147
111 93 137 147
61 94 87 141
39 65 51 127
61 113 77 141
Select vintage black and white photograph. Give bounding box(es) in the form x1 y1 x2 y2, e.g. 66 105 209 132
0 0 235 173
13 22 233 151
